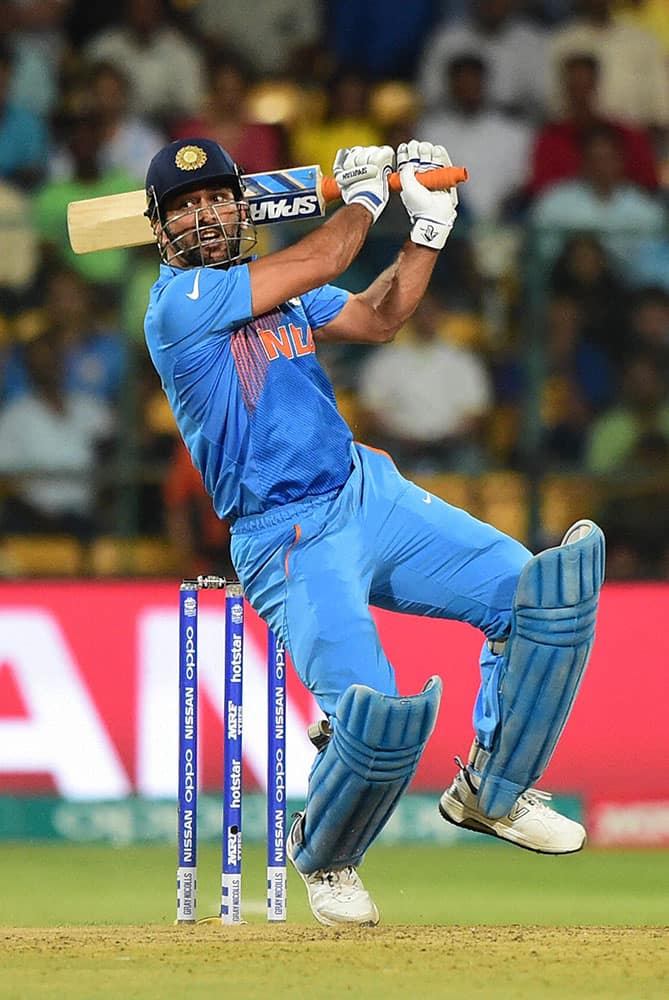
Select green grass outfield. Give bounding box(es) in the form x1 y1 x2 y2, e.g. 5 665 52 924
1 844 667 999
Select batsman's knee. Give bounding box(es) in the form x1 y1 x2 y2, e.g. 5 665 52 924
290 677 442 873
478 519 605 818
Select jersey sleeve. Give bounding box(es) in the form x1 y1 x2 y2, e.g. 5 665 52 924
300 284 350 331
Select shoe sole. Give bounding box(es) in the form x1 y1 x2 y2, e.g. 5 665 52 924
439 795 586 856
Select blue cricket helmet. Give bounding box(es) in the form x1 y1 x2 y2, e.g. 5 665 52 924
145 138 244 219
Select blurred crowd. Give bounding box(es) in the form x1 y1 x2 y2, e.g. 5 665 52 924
1 0 669 580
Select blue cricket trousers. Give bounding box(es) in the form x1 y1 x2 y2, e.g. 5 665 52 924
230 443 531 748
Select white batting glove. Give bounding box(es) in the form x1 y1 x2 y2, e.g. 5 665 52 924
397 140 458 250
333 145 395 224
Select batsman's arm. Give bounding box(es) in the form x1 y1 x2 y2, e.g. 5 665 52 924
249 203 372 316
248 145 394 316
315 140 459 345
313 243 440 345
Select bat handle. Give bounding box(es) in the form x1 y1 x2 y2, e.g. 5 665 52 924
320 165 468 205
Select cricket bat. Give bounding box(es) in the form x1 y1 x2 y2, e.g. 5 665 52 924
67 163 468 254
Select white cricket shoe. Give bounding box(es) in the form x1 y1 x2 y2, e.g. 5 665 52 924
287 813 380 927
439 758 586 855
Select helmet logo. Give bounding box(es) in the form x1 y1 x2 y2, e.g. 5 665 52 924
175 145 208 171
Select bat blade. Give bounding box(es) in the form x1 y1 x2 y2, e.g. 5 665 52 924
67 188 152 254
67 166 326 255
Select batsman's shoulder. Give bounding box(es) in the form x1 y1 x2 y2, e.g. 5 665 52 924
157 264 224 305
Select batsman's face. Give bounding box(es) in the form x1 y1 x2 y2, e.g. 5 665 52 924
163 185 247 267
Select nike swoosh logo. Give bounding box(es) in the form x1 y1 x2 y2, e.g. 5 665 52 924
423 493 431 504
186 270 201 300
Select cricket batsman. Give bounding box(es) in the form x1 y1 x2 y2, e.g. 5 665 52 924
143 136 605 926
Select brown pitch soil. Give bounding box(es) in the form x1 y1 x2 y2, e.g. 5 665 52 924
1 924 667 1000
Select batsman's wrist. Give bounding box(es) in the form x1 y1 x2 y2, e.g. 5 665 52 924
410 216 453 250
345 190 386 223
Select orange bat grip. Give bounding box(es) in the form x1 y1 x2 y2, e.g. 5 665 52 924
320 165 468 204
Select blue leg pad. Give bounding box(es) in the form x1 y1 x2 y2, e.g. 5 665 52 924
290 676 442 873
478 520 605 818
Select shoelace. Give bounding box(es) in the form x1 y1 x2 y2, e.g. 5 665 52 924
518 787 553 809
314 867 358 894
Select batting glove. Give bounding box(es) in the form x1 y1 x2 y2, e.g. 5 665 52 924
333 145 395 224
397 140 458 250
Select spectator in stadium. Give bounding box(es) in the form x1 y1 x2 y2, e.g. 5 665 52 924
625 285 669 376
528 53 659 197
539 292 616 468
191 0 321 77
547 0 669 130
49 62 165 183
589 340 669 576
357 290 493 473
529 124 666 275
325 0 440 80
33 106 137 300
418 53 534 224
45 266 128 403
290 68 383 180
417 0 549 121
84 0 205 127
549 233 630 364
585 352 669 475
171 51 285 174
2 268 128 405
0 41 48 189
0 0 72 117
0 322 115 539
90 61 166 178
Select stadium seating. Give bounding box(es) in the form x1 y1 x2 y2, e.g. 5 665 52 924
477 471 529 542
88 536 181 577
540 475 602 545
0 535 85 577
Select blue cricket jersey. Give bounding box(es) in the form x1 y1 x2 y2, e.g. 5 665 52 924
144 263 353 520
